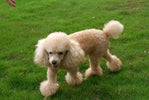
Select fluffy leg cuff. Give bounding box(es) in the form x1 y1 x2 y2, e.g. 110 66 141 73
40 80 59 97
65 72 83 85
106 55 122 72
85 67 103 79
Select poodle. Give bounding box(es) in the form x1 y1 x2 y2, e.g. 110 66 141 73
34 20 124 98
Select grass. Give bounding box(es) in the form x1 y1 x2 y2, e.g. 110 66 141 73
0 0 149 99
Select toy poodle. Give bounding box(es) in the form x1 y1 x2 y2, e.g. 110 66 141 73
34 20 124 98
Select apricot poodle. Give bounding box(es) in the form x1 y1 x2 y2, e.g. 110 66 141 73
34 20 124 98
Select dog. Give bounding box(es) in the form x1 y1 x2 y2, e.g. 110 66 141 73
34 20 124 98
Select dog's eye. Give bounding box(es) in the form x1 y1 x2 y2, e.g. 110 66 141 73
49 52 52 54
58 52 63 55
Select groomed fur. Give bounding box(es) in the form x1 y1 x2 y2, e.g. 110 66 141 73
34 32 85 98
85 67 103 79
103 20 124 39
34 20 124 98
34 32 85 68
65 72 83 85
34 39 49 67
106 55 122 72
40 80 59 97
61 39 85 68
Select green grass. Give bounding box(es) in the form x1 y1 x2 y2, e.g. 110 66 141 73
0 0 149 99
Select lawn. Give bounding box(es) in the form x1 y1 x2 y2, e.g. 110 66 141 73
0 0 149 100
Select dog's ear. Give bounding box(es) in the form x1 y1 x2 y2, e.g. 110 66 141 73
62 39 85 67
34 39 49 67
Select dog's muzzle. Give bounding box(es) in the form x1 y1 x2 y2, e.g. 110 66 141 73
52 60 58 68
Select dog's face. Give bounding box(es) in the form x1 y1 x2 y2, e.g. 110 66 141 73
44 33 70 68
47 50 68 68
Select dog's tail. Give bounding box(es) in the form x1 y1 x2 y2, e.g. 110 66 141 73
103 20 124 39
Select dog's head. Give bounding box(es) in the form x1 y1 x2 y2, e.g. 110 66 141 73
34 32 85 69
44 32 70 68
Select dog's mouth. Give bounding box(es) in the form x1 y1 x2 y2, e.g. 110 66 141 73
52 64 58 68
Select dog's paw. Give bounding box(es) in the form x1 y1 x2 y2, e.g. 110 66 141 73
40 80 59 97
107 55 121 72
65 72 83 85
85 67 103 79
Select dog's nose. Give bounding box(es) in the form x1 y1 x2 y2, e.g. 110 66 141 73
52 60 57 65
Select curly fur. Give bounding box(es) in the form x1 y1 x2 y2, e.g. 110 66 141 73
106 55 122 72
40 80 59 97
65 72 83 85
34 32 85 68
61 39 85 68
103 20 124 39
34 39 49 67
34 20 124 98
85 66 103 79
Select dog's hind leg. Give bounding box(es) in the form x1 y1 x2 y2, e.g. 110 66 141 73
103 49 122 72
85 55 103 79
65 67 83 85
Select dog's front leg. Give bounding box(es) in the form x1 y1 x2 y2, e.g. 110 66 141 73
40 67 59 98
65 67 83 85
